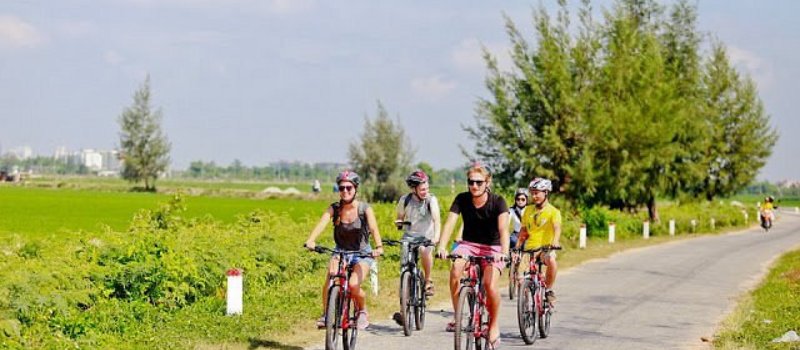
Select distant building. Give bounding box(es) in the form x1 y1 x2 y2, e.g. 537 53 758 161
80 149 103 171
8 146 33 160
100 150 122 172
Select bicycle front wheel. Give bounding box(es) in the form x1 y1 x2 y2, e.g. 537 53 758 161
537 287 552 339
508 261 519 300
342 294 359 350
325 285 342 350
454 286 477 350
415 273 426 331
399 270 414 336
517 279 538 345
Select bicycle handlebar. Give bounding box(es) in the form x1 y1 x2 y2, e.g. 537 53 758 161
443 254 508 262
384 238 436 247
515 245 563 254
303 244 374 258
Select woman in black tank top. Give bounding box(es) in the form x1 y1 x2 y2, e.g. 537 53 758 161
305 171 384 330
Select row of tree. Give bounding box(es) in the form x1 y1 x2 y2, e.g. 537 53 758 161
466 0 777 221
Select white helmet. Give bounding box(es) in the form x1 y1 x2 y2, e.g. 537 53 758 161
528 177 552 192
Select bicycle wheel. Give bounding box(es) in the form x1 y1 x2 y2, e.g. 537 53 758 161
399 271 414 336
414 272 426 330
325 285 342 350
508 261 519 300
517 279 538 344
342 294 358 350
537 287 552 339
454 286 477 350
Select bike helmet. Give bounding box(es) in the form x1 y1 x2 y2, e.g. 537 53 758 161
514 188 529 199
405 170 429 187
336 170 361 187
528 177 552 192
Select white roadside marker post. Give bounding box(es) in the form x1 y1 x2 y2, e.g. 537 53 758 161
226 268 243 315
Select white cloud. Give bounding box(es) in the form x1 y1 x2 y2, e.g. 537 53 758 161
411 75 457 102
0 15 44 49
727 45 774 90
451 38 513 75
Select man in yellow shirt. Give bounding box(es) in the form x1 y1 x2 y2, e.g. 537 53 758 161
516 177 562 302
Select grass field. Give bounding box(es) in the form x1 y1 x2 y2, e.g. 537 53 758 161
0 179 760 349
714 249 800 349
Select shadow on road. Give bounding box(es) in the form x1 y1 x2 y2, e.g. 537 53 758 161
248 337 304 350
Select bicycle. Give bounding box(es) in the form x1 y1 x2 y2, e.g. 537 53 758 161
306 245 374 350
446 253 505 350
508 248 522 300
385 235 435 336
516 245 562 344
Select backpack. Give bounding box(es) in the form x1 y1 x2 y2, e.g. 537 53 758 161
331 201 370 235
403 193 433 214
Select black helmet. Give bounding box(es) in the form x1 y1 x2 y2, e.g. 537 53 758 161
405 170 429 187
336 170 361 187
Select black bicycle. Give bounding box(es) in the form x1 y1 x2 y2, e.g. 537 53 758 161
385 234 435 336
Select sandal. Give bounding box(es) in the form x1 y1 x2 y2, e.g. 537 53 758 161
425 280 435 296
446 321 456 332
316 315 326 329
488 337 502 349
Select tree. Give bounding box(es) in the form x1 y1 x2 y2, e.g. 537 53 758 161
118 76 171 191
348 102 414 202
694 42 778 200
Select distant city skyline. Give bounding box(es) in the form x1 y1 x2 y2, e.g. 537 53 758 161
1 1 798 181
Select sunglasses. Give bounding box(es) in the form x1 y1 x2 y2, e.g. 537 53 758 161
516 197 527 201
467 179 486 186
338 185 355 192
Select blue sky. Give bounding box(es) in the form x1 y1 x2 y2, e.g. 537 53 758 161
1 0 797 181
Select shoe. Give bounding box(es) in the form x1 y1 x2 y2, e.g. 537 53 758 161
392 312 403 326
316 315 326 329
545 290 556 303
446 321 456 332
356 310 369 330
425 280 435 296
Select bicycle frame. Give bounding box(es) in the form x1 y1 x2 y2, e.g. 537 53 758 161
308 246 372 350
451 254 497 346
385 238 434 335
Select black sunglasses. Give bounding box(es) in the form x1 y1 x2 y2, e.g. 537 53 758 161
338 185 355 192
467 179 486 186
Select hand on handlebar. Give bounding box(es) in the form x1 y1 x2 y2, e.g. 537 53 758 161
304 240 316 251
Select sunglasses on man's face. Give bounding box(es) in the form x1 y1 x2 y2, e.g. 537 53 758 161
467 179 486 186
338 185 355 192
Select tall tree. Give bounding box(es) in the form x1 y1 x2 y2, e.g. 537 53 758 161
696 42 778 200
348 102 414 202
118 76 171 191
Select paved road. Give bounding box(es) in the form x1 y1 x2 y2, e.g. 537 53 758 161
307 211 800 350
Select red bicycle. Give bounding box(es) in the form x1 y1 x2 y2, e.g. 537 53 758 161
307 245 374 350
448 254 505 350
516 245 561 344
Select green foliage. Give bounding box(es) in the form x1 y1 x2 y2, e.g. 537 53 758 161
466 0 778 221
118 76 171 191
348 102 415 202
714 250 800 349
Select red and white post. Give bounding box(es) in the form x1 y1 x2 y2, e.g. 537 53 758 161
226 268 243 315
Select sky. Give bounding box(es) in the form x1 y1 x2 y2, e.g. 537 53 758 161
1 0 798 181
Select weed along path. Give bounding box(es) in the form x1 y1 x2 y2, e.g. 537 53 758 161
305 212 800 350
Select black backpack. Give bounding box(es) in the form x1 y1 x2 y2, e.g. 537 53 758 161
331 201 370 235
402 193 433 214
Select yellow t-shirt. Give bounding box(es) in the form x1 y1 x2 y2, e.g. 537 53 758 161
760 202 774 211
521 203 562 250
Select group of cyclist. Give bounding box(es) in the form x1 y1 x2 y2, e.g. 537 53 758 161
304 164 562 348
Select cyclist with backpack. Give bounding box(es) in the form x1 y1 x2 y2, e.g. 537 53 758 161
437 163 509 348
305 170 384 330
509 188 528 249
397 170 441 293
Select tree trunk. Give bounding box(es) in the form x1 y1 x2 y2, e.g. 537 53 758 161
647 196 660 223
